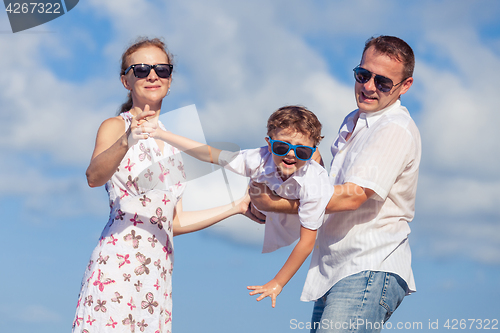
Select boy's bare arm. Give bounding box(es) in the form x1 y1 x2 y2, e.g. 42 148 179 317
247 226 316 307
156 130 221 164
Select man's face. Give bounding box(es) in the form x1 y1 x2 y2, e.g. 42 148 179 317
355 46 413 113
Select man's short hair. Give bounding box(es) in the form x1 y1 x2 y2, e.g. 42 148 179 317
364 35 415 79
267 105 324 147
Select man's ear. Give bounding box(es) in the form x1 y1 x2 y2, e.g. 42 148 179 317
399 77 413 96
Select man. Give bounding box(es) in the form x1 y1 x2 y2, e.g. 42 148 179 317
250 36 421 333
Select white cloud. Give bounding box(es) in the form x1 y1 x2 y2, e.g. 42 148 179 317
82 0 356 145
0 35 121 166
417 174 500 217
406 23 500 263
23 305 63 323
0 303 62 323
2 0 499 262
180 168 264 246
0 34 122 222
413 216 500 265
417 32 500 177
0 154 108 223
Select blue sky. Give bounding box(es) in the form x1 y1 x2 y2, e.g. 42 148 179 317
1 1 499 332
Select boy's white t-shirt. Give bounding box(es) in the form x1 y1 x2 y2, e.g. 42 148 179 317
218 147 333 253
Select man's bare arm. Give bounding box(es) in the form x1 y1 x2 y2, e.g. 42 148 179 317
249 181 374 214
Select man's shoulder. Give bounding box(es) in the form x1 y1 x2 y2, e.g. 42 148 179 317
379 104 418 131
368 105 421 149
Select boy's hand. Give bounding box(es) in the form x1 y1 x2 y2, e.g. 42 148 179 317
247 279 283 308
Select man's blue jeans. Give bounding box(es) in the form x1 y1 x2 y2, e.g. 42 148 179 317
310 271 408 333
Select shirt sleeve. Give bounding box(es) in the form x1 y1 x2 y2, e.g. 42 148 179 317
217 150 248 176
345 122 413 201
218 147 269 178
297 169 334 230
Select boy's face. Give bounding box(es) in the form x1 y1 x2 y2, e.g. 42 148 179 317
266 128 315 181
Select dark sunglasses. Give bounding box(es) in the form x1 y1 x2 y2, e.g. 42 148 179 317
353 66 407 93
124 63 173 79
268 138 316 161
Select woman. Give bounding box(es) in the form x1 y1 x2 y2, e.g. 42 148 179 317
72 37 251 333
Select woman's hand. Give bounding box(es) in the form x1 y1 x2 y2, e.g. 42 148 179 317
235 192 266 224
247 279 283 308
127 104 157 147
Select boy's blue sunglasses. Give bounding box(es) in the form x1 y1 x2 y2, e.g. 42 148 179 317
268 138 316 161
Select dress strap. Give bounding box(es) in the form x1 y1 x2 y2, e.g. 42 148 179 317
120 111 134 130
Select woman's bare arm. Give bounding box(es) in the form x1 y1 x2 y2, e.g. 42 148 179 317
86 109 155 187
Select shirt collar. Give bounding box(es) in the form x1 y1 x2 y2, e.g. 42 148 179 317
359 99 401 128
289 161 313 187
261 150 311 185
345 110 359 132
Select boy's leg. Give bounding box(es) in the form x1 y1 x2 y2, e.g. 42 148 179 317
310 271 407 333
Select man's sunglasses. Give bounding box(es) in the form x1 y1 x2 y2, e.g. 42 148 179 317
353 66 407 93
268 138 316 161
124 63 173 79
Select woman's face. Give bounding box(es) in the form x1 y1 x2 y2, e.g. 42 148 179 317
121 46 172 110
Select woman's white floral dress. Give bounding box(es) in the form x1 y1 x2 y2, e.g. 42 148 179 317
72 112 186 333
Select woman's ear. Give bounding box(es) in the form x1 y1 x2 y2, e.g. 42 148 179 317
121 75 132 91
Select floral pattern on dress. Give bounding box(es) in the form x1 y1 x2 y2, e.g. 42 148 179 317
72 112 186 333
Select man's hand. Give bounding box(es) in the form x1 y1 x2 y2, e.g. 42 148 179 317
249 204 266 223
248 181 275 211
249 181 299 215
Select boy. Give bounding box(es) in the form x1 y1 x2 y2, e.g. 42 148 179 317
154 105 333 307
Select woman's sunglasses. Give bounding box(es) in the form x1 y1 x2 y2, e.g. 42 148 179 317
124 63 173 79
353 66 407 93
268 138 316 161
